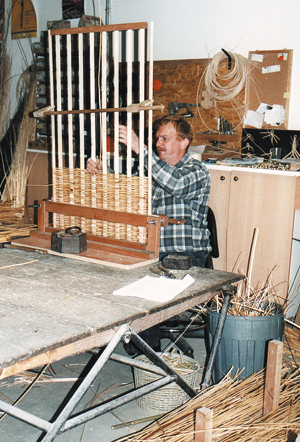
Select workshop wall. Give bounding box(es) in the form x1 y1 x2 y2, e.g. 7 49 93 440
5 0 300 131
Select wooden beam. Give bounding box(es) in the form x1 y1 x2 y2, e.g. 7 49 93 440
195 407 213 442
33 102 164 118
49 22 148 36
263 339 283 415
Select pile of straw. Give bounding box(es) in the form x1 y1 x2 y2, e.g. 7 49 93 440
1 67 37 208
117 368 300 442
0 200 35 241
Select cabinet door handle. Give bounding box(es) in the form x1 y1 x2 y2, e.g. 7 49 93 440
220 176 225 181
233 176 239 181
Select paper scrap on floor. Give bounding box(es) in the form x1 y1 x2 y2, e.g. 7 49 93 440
113 274 195 302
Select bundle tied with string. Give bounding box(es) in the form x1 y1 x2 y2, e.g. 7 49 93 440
203 50 249 102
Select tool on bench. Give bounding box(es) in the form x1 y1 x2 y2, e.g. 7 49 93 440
51 226 87 254
149 265 175 279
2 243 48 255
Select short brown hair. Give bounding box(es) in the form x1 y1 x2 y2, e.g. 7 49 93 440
153 115 193 147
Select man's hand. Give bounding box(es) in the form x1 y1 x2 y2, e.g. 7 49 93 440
86 158 102 175
119 125 140 155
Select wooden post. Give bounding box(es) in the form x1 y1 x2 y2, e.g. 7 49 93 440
263 339 283 415
195 407 213 442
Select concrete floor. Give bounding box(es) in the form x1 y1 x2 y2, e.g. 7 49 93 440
0 337 207 442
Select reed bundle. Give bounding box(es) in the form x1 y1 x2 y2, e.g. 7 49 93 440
284 327 300 370
0 201 24 224
53 168 150 243
117 364 300 442
1 67 36 208
0 8 11 144
0 201 35 241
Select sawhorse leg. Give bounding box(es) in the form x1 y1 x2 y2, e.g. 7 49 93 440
201 289 232 390
0 323 198 441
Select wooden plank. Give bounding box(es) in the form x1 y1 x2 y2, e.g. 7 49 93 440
12 236 159 269
195 407 213 442
40 200 161 228
49 22 148 36
263 340 283 415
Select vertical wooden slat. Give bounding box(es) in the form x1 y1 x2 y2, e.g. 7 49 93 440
55 34 63 169
101 31 108 236
113 30 120 175
148 21 154 215
126 29 133 179
139 27 145 178
90 32 96 161
195 407 213 442
101 31 107 174
78 32 85 231
67 33 73 169
78 33 84 170
263 339 283 415
48 31 56 200
138 28 146 242
126 29 133 241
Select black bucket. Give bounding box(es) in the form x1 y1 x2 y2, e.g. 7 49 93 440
206 303 284 383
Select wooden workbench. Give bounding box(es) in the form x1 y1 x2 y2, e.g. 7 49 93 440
0 249 242 441
0 248 241 379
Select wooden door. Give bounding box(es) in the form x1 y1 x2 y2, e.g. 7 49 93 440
227 170 297 299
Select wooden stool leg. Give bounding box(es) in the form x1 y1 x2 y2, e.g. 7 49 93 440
195 407 213 442
263 339 283 415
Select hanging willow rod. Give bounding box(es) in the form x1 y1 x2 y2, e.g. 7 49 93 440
33 100 164 118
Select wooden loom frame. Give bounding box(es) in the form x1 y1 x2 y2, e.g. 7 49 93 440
21 22 165 268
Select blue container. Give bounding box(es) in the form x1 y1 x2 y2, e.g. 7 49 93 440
206 304 284 383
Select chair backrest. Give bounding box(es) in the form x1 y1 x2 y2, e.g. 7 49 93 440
207 207 219 259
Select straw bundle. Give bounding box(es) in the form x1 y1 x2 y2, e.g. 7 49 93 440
0 8 11 144
284 327 300 370
53 168 150 243
1 67 37 208
0 201 35 241
117 366 300 442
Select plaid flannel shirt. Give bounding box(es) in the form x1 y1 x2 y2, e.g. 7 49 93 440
145 151 211 254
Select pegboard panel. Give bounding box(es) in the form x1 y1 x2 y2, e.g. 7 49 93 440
152 58 244 158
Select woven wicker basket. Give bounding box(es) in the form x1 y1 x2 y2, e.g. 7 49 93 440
133 353 199 413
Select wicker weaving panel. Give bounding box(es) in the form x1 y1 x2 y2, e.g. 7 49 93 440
52 168 149 244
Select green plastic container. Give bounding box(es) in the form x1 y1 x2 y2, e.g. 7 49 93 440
206 304 284 383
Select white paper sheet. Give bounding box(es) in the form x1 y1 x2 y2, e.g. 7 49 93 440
244 110 264 129
113 274 195 303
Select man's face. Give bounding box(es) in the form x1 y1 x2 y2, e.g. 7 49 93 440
155 122 189 166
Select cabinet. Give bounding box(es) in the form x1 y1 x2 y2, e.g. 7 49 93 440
207 165 300 300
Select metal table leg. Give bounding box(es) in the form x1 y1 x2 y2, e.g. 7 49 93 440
0 323 198 441
201 289 232 390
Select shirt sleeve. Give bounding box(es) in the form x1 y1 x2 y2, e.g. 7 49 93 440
149 151 210 200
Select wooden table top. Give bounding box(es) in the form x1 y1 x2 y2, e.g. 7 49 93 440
0 249 242 379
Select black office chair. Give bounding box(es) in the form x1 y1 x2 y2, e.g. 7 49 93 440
204 206 219 269
159 207 219 357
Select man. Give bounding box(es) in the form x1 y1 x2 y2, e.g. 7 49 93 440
87 115 211 267
87 115 211 354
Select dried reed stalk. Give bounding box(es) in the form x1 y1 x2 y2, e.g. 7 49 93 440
0 8 12 144
116 364 300 442
53 168 150 243
1 67 36 208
